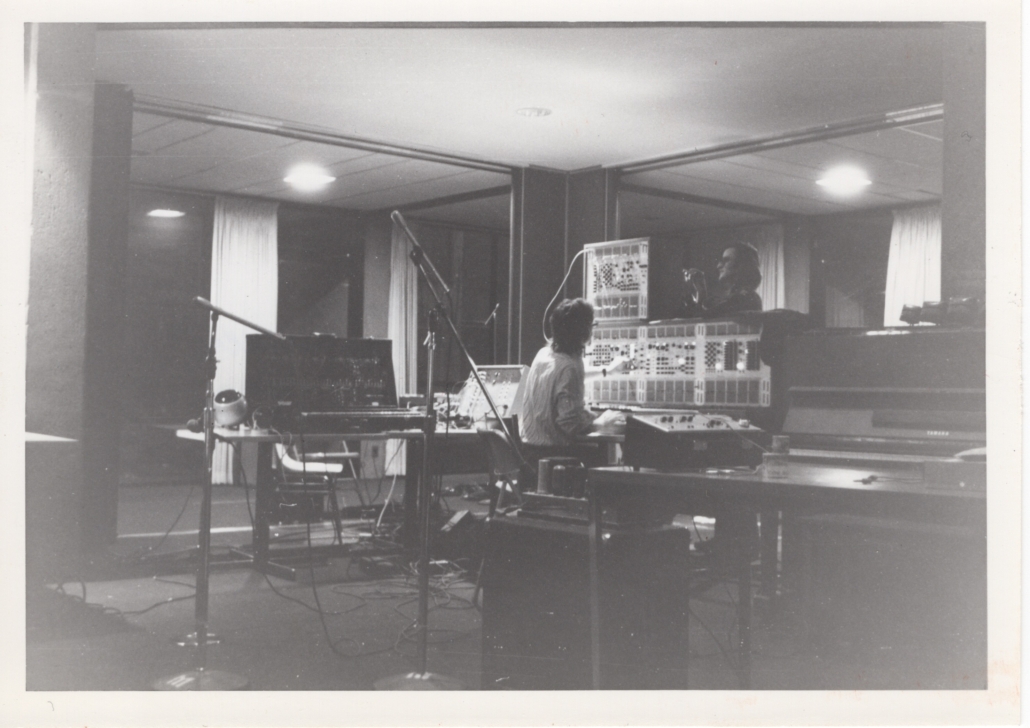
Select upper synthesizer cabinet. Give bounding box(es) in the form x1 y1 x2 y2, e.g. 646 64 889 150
583 238 650 323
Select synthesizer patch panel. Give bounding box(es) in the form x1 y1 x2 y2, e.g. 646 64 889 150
584 319 770 409
582 238 650 322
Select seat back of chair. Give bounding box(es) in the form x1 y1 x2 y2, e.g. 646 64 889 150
274 443 343 476
476 428 527 515
476 428 521 480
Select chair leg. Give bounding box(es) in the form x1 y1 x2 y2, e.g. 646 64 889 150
473 556 485 609
346 458 366 507
327 480 344 545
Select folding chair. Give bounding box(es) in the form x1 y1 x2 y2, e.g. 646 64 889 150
272 441 361 544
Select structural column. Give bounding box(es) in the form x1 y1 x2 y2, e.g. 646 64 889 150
941 23 986 301
508 167 618 364
565 167 620 299
26 24 97 580
362 214 393 340
82 82 134 550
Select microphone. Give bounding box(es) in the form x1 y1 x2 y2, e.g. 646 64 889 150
193 297 286 340
482 303 500 325
186 417 203 433
390 211 451 295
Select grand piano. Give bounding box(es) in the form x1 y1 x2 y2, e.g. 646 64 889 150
776 325 986 686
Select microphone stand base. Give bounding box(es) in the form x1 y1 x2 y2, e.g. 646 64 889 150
374 671 464 691
153 668 249 691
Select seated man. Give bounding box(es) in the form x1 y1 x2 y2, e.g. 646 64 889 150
518 298 620 475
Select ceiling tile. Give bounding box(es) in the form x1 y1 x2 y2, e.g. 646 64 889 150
132 112 175 136
322 162 508 209
619 190 772 236
825 127 942 170
900 120 944 141
631 166 856 216
159 124 299 161
132 118 216 154
412 195 511 232
754 139 942 195
131 152 226 186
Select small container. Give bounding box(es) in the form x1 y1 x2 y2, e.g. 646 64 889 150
763 435 790 479
551 465 567 496
567 464 587 499
537 458 554 494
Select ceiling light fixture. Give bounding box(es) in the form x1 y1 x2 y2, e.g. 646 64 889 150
284 164 336 192
516 107 552 118
816 166 872 196
147 209 185 218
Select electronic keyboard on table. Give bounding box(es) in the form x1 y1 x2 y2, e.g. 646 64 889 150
246 335 427 435
285 407 426 435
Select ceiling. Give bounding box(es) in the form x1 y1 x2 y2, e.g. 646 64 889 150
95 24 945 234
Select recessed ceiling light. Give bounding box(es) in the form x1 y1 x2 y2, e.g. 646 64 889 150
816 166 872 196
284 164 336 192
516 107 552 118
147 209 185 218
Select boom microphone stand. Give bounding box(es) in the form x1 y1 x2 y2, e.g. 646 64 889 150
375 212 531 691
154 297 285 691
390 211 529 472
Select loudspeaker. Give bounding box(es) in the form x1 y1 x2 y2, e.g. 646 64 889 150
480 516 691 690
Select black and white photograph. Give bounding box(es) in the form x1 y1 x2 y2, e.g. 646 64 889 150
4 1 1021 726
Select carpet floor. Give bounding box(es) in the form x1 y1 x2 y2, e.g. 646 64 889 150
24 479 985 692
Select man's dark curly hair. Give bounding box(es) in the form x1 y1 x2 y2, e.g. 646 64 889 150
549 298 594 356
726 242 762 292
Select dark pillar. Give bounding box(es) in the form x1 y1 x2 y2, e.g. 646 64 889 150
362 215 392 339
566 168 620 299
506 170 524 364
509 168 569 364
81 83 134 550
941 23 986 300
493 229 510 364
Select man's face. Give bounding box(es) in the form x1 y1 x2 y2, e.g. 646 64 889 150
717 247 740 283
584 316 596 346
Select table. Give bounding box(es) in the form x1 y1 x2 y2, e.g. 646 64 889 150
586 459 986 689
179 427 426 576
179 425 508 570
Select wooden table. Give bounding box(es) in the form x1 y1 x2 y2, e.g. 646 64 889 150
586 459 986 689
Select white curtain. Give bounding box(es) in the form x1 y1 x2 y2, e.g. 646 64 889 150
740 223 786 310
210 196 279 483
783 229 810 314
825 285 867 327
883 205 942 326
385 219 419 475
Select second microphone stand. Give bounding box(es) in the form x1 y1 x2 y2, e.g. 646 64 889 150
375 213 530 691
154 298 285 691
